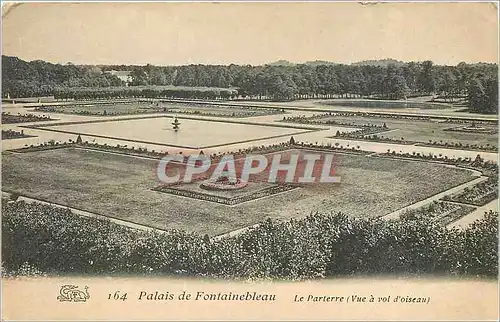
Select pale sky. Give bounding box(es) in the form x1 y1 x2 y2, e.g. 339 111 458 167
2 2 498 66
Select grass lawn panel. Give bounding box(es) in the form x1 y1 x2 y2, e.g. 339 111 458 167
2 148 475 236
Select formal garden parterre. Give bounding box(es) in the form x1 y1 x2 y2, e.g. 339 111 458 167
34 100 285 118
2 138 489 236
19 116 319 150
2 54 498 281
2 124 498 279
282 112 498 151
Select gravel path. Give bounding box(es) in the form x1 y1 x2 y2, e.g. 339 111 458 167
447 199 499 230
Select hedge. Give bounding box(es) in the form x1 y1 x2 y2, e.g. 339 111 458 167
2 200 497 279
53 86 238 100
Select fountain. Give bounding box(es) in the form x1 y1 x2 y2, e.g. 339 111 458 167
461 121 487 132
172 117 181 132
200 170 248 191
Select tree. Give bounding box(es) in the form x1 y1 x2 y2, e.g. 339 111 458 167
418 60 436 94
2 55 498 116
130 69 148 86
385 65 410 99
439 69 457 101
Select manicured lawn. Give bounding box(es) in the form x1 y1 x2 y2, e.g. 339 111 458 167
2 147 475 236
35 117 309 149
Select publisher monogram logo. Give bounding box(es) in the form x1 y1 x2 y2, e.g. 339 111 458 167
57 285 90 302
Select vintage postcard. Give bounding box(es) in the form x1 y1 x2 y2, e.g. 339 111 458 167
1 1 498 321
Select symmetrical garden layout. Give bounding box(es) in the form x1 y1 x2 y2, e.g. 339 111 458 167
22 116 321 149
1 99 498 237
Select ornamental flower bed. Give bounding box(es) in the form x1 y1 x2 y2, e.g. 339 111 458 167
400 201 476 226
416 140 497 152
442 176 499 206
153 184 298 206
333 128 414 145
379 150 498 174
200 176 249 191
1 129 35 140
282 111 434 123
1 112 54 124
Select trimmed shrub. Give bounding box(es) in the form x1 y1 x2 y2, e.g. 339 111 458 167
2 201 497 279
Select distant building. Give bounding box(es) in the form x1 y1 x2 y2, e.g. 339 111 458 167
105 70 133 85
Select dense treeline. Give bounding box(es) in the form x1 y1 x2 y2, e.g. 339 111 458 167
467 73 498 114
2 200 497 278
2 56 122 98
3 56 498 113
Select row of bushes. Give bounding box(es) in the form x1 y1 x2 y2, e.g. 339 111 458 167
443 176 499 206
2 200 497 278
442 118 498 125
418 140 497 152
282 115 389 129
334 128 403 141
12 140 294 163
380 150 498 173
319 111 432 121
400 200 476 226
53 86 239 100
154 184 297 206
1 129 32 140
284 111 497 127
36 106 150 117
1 112 53 124
11 138 497 177
333 129 497 152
